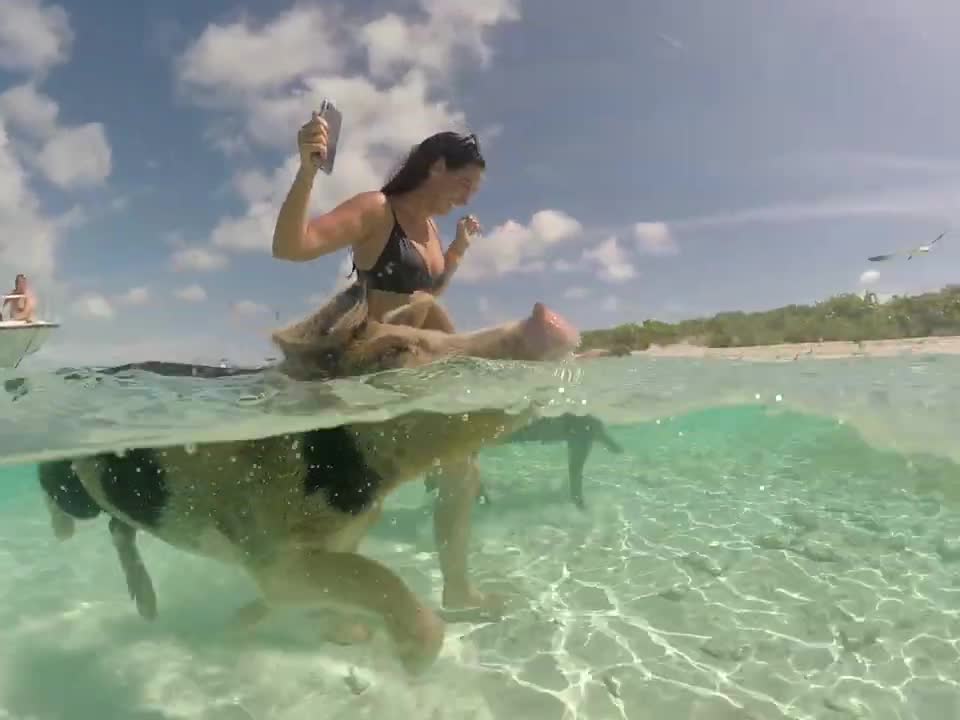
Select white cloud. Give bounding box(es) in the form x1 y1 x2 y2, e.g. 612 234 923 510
564 286 591 300
209 194 284 252
666 183 960 233
171 246 228 272
203 127 249 157
777 150 960 178
0 0 73 76
175 7 346 98
206 73 467 253
231 299 269 317
361 0 520 82
656 32 685 51
583 236 637 283
118 286 149 305
74 293 114 319
457 209 582 281
0 120 58 280
304 256 357 307
0 4 111 295
0 82 59 138
634 221 678 256
174 284 207 302
34 122 112 189
0 83 113 191
176 3 519 255
304 253 355 303
859 269 880 286
176 0 520 102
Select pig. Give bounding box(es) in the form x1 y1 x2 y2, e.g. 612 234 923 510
36 282 580 674
425 413 624 510
270 282 578 380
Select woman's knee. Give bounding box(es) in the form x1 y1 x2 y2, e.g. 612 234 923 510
435 456 481 493
425 303 456 333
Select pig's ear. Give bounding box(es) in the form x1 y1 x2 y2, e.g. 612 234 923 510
271 282 370 356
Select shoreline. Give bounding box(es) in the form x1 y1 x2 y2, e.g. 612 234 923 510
616 335 960 361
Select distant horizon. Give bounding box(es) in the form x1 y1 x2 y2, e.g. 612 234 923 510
580 281 957 333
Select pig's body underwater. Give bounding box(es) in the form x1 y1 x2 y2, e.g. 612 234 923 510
36 283 582 673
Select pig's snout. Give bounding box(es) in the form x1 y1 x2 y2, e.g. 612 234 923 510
523 303 580 359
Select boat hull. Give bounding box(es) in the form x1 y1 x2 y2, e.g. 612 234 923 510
0 322 58 368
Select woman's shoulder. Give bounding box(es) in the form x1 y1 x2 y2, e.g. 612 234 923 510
350 191 395 233
349 190 390 212
324 191 391 234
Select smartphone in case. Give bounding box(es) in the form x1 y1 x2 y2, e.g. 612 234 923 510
314 99 342 175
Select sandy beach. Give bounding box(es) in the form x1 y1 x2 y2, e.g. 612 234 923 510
632 335 960 362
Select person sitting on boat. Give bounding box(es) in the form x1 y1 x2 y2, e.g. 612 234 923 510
3 274 37 322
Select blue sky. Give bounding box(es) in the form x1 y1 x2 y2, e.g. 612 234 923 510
2 0 959 366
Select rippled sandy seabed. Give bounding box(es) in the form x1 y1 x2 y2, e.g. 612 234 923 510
0 353 959 719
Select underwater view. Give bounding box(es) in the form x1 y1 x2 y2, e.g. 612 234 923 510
1 354 958 720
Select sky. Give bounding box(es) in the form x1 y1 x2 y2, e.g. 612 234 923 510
2 0 960 367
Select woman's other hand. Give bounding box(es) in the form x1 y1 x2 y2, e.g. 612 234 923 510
450 214 481 257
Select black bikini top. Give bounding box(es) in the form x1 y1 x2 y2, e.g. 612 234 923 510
353 207 442 295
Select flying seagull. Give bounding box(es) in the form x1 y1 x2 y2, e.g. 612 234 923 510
868 231 947 262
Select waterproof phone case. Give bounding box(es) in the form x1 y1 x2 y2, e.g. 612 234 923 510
314 99 342 175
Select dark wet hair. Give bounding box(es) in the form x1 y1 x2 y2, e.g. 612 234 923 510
381 132 485 197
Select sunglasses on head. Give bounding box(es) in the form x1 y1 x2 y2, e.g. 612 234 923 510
423 131 483 164
455 132 482 159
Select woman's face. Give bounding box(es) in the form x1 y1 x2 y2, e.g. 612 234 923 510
14 275 25 290
429 162 485 215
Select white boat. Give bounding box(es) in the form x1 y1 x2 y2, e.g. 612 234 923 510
0 293 59 368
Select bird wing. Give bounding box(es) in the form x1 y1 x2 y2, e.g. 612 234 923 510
869 230 947 263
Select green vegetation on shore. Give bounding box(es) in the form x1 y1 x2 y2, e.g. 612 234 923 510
579 285 960 352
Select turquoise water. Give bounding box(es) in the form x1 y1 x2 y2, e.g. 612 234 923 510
1 355 959 719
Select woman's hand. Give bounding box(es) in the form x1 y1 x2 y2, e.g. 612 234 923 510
432 215 480 296
297 111 328 173
450 214 481 257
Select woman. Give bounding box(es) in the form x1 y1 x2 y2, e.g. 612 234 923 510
272 115 498 617
273 112 484 330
